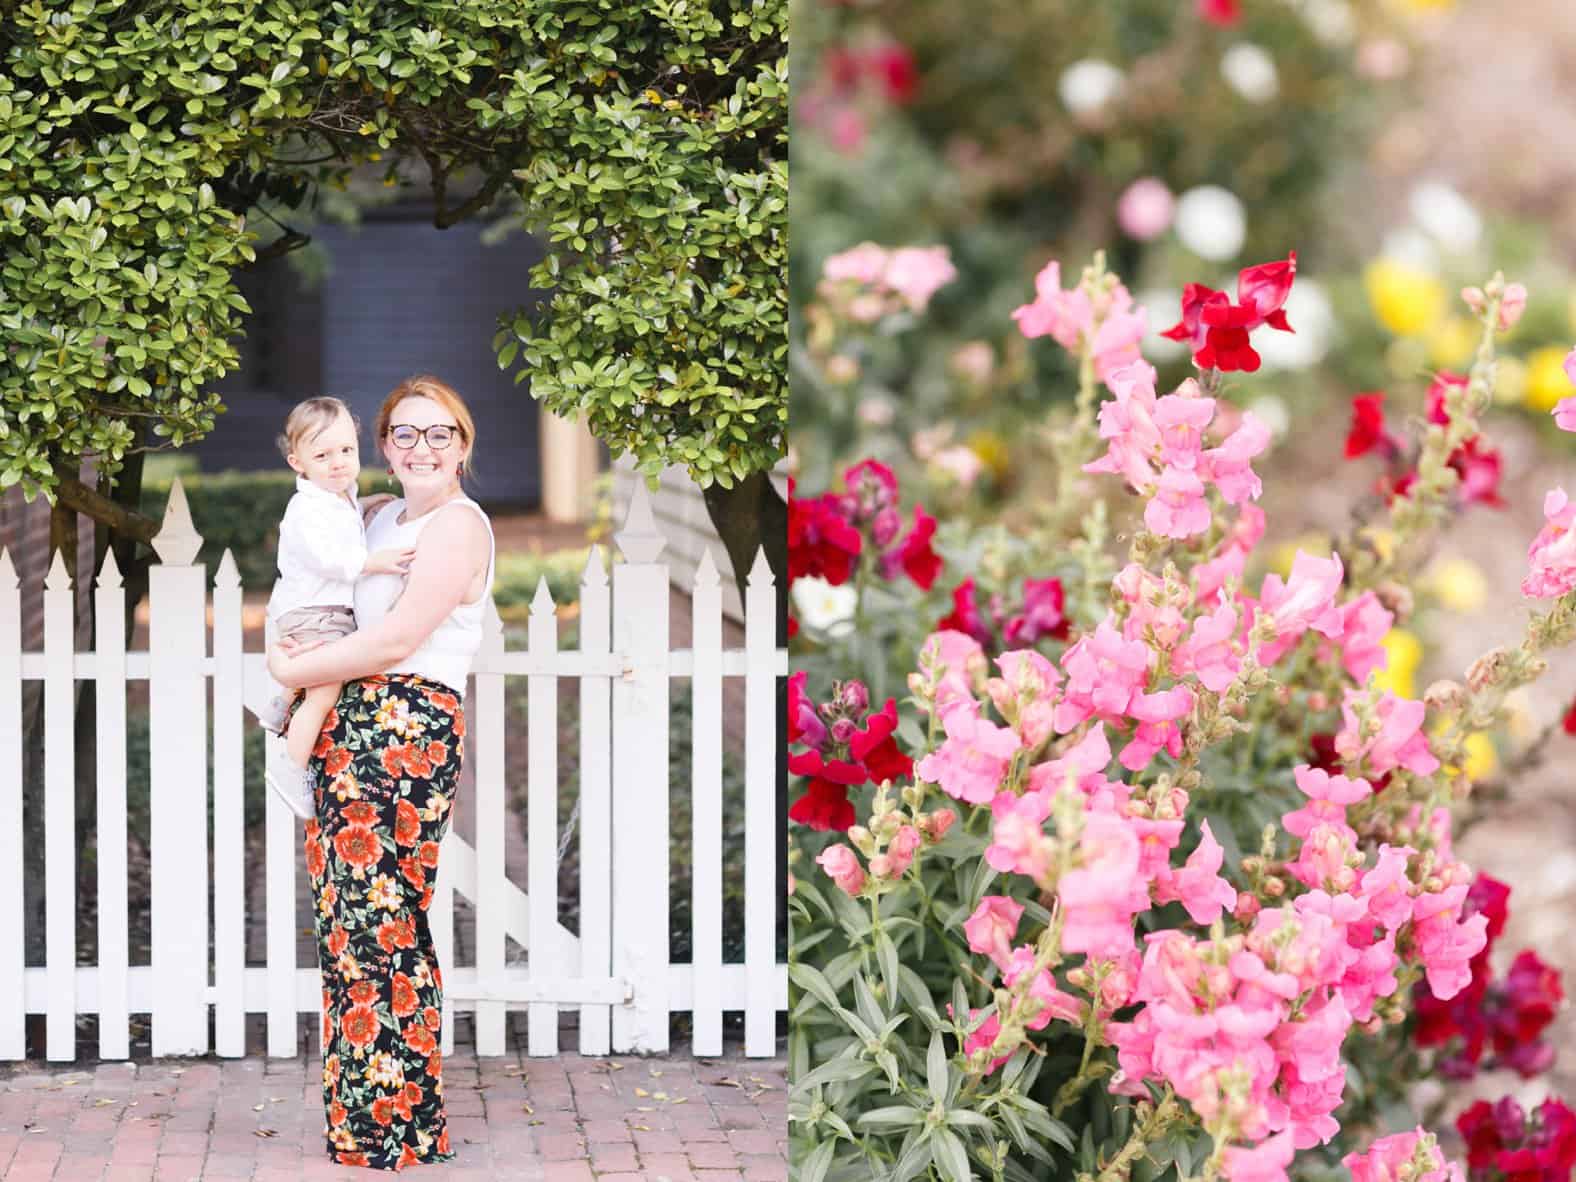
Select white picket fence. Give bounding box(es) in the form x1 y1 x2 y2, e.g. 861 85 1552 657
0 478 787 1062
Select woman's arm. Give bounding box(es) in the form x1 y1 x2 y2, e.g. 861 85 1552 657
268 504 489 689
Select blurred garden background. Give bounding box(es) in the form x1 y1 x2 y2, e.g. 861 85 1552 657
789 0 1576 1160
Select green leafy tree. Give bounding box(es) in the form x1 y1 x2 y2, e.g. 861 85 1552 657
0 0 785 610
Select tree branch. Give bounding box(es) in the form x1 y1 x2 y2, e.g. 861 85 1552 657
53 473 159 545
245 228 311 268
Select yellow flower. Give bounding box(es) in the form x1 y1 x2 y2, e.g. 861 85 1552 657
1424 557 1487 614
1370 628 1422 698
1461 731 1497 781
1493 355 1527 406
1426 317 1477 368
966 430 1011 481
1524 346 1570 412
1365 260 1445 337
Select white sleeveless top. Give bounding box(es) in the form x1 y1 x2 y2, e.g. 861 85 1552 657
355 495 495 694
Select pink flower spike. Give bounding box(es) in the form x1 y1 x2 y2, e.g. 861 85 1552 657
1120 686 1194 772
1059 812 1148 961
1259 550 1344 638
1523 487 1576 598
963 896 1024 971
1012 259 1091 351
1202 413 1272 505
1175 598 1242 692
1554 395 1576 433
1282 764 1372 839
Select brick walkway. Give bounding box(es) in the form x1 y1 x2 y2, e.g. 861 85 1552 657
0 1048 786 1181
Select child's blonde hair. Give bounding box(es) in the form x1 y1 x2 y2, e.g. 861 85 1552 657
277 397 357 460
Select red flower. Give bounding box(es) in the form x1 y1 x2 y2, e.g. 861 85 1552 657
1002 576 1068 646
323 747 352 778
397 1145 420 1168
342 801 378 827
437 1125 450 1153
403 1022 438 1055
896 505 942 590
1426 371 1468 424
1563 698 1576 736
866 43 920 105
418 840 441 869
327 926 348 958
335 1152 369 1168
424 1005 441 1030
424 688 460 714
342 1004 379 1050
848 698 912 785
1197 0 1240 24
371 1097 396 1127
938 577 992 646
392 973 419 1018
333 825 382 875
398 855 426 891
395 799 422 847
787 778 856 832
1345 392 1395 459
1449 436 1505 508
304 833 327 879
329 1100 348 1127
788 486 863 586
425 740 449 767
377 916 418 953
348 980 378 1006
1162 254 1297 373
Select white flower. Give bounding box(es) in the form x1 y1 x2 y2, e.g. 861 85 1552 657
1380 227 1439 273
1058 60 1124 115
1221 44 1279 104
1299 0 1355 47
791 576 858 636
1255 279 1336 371
1175 186 1246 262
1410 181 1481 255
1246 395 1290 440
1138 287 1189 362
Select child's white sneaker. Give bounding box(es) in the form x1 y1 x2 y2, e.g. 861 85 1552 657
265 759 317 820
249 693 292 736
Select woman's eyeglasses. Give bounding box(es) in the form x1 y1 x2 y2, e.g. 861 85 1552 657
388 424 460 450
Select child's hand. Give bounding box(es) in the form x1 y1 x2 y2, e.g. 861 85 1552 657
363 546 416 576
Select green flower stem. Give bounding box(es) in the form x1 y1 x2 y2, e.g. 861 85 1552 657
1051 962 1110 1117
1081 1089 1181 1182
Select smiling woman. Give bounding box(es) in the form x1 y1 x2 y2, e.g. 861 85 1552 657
266 374 495 1170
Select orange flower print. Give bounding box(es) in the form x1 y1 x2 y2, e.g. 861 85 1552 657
403 1082 424 1107
424 689 459 714
323 746 352 778
371 1096 396 1127
342 1004 380 1051
403 1023 437 1056
349 981 378 1006
423 1006 441 1031
322 1008 333 1045
397 1145 420 1168
377 915 417 953
327 926 349 958
392 973 419 1018
418 840 441 869
335 1151 368 1167
333 825 382 877
398 855 425 891
329 1101 348 1127
437 1126 451 1154
305 833 327 879
425 740 449 767
395 799 422 846
342 800 379 827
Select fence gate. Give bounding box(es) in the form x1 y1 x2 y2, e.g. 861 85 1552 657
0 479 786 1062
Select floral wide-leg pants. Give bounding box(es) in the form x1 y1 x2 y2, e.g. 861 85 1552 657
303 673 465 1170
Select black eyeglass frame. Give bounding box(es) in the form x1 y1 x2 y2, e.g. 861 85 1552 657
386 423 463 450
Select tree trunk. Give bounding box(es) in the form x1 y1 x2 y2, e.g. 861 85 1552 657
701 472 789 958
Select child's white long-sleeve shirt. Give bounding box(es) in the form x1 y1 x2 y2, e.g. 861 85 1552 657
266 476 367 619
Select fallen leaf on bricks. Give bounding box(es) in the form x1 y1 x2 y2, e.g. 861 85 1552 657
255 1129 279 1139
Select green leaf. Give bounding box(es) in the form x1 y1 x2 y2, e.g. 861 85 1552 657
932 1130 972 1182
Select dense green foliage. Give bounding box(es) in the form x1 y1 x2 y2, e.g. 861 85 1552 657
0 0 785 502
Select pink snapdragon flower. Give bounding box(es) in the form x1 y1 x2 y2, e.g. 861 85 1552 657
1522 488 1576 599
1055 617 1152 732
1120 686 1195 771
1201 413 1273 505
1085 361 1166 490
985 793 1055 882
1002 945 1083 1028
1555 348 1576 429
915 704 1022 804
960 1010 1012 1073
1174 598 1242 692
1146 467 1212 539
1195 504 1266 603
1412 877 1490 1000
1321 591 1393 683
1336 690 1440 779
1259 550 1344 639
1222 1130 1296 1182
916 629 986 722
964 896 1024 971
816 845 865 896
1282 765 1372 839
1012 260 1148 384
1344 1129 1464 1182
1059 812 1150 960
1155 820 1237 925
986 650 1062 748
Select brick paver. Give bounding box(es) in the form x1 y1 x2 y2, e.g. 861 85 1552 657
0 1047 785 1179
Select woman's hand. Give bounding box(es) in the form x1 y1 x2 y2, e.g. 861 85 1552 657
363 546 417 577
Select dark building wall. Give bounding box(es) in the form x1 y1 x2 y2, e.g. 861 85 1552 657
195 212 550 508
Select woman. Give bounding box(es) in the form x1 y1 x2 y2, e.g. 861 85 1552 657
268 374 495 1171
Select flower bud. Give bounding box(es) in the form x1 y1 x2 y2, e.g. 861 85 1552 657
847 825 875 856
838 680 870 714
924 808 957 842
902 781 925 810
829 717 856 744
1262 876 1285 898
1466 648 1508 693
871 506 902 548
868 853 892 879
1423 679 1467 715
1234 892 1261 923
1306 691 1328 712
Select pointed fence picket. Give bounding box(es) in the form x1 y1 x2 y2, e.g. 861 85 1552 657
0 478 787 1061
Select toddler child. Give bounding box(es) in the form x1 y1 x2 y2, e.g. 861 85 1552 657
255 397 413 818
